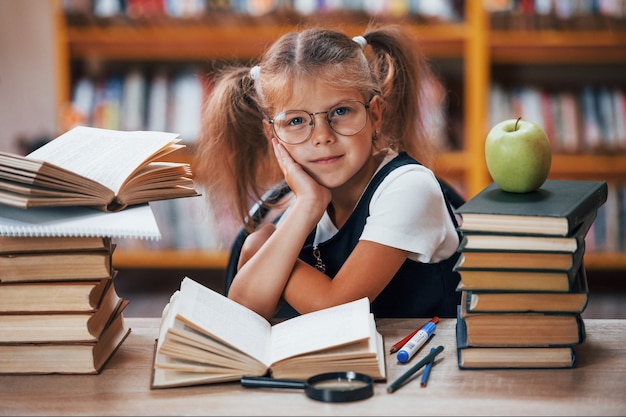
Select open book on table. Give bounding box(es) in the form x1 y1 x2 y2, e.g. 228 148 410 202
0 125 200 212
151 277 386 389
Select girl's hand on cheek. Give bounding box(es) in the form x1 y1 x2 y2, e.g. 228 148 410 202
272 138 331 213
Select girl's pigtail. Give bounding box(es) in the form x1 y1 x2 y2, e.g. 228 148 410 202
195 66 278 234
364 25 440 167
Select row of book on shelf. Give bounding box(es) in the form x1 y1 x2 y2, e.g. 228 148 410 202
69 66 626 157
453 179 608 369
67 68 208 143
67 0 463 20
490 83 626 154
486 0 626 31
67 65 451 153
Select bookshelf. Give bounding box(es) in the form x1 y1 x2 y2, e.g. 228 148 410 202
52 1 626 271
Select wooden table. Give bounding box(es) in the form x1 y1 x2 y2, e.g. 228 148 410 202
1 318 625 416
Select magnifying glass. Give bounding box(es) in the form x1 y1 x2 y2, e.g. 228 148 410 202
240 371 374 402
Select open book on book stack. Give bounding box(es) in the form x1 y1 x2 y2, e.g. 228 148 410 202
0 204 162 374
453 179 607 370
0 125 200 212
151 277 386 389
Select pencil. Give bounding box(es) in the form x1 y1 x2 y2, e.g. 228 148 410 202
387 345 444 394
420 347 437 387
389 316 440 354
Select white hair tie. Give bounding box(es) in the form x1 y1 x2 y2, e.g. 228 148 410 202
352 36 367 50
250 65 261 81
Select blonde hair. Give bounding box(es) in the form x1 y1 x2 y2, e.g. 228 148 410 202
194 24 442 234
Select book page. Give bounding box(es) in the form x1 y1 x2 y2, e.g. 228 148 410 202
268 297 372 365
172 277 272 365
0 203 161 239
27 126 181 194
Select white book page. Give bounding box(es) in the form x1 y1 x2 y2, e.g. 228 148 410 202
28 126 181 194
0 203 161 239
268 297 372 365
173 277 272 365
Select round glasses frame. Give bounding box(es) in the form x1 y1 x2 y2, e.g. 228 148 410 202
268 100 370 145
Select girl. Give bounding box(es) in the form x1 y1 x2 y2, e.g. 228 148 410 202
195 24 462 320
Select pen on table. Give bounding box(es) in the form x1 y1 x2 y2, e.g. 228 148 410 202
396 321 437 363
420 347 437 387
389 316 439 354
387 345 444 393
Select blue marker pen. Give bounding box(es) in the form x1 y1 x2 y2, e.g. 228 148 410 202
396 321 436 363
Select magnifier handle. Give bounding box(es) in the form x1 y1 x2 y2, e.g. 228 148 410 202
241 376 306 390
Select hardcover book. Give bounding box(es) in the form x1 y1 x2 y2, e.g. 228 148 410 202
455 267 581 292
0 309 130 374
0 125 200 212
459 265 589 314
0 275 113 313
151 277 386 389
458 296 586 347
0 236 111 254
456 180 607 236
456 309 577 370
453 242 585 272
457 211 595 254
0 249 113 283
0 284 125 343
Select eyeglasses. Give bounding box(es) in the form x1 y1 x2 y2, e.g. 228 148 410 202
269 100 370 145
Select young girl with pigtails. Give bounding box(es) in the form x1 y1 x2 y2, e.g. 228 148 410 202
194 24 462 320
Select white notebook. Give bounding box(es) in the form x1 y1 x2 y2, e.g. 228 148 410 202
0 203 161 240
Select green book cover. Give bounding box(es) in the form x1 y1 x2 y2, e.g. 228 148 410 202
456 180 607 236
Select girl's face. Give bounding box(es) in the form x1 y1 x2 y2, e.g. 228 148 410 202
265 80 382 191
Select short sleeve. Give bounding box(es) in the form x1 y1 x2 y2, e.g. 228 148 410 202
360 164 460 263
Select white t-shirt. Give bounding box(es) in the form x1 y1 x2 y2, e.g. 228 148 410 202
313 150 460 263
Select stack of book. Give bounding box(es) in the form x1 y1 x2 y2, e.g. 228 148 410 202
453 180 608 370
0 235 128 374
0 125 198 374
0 204 162 374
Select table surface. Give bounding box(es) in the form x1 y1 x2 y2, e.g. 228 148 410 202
1 317 625 416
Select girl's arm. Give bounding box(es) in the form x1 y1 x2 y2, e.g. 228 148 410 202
227 139 331 319
283 240 409 314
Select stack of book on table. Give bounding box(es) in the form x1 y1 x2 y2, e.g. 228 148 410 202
0 125 198 374
0 203 162 374
453 180 608 370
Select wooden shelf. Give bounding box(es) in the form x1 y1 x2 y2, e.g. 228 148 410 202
585 252 626 270
490 30 626 63
111 248 626 271
113 249 229 269
65 22 468 61
549 154 626 181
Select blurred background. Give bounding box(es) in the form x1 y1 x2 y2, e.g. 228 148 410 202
1 0 625 318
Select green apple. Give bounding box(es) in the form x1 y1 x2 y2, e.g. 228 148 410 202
485 117 552 193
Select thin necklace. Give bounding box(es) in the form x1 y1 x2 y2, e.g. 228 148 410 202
312 246 326 273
